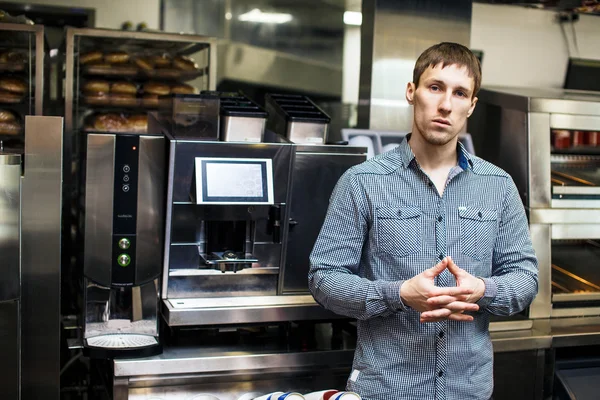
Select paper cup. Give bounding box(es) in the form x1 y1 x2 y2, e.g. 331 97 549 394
304 390 338 400
329 392 361 400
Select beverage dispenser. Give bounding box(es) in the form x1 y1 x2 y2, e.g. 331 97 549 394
82 132 165 357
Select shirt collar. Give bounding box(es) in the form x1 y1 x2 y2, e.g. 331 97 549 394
397 133 474 170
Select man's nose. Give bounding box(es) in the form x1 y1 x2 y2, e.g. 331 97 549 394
438 92 452 113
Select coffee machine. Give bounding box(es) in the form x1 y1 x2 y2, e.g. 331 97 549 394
82 132 165 358
148 95 314 327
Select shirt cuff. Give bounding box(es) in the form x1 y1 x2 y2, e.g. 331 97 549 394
475 277 497 309
383 280 407 312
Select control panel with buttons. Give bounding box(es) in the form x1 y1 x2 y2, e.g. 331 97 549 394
111 135 139 286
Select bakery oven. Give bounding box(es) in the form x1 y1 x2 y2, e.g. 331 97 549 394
0 21 44 151
469 86 600 321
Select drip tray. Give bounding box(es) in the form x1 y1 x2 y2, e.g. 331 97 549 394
552 241 600 302
86 334 158 349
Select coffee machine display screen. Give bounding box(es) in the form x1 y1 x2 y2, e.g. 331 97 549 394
195 157 274 204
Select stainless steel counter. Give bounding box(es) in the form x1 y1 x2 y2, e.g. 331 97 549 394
113 345 354 400
112 320 561 399
111 315 600 400
114 347 355 378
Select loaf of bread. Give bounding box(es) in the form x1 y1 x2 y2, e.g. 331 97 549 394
170 83 196 95
128 114 148 133
134 57 154 71
79 51 103 65
88 113 148 133
110 81 137 95
110 93 138 107
105 51 129 64
151 54 171 68
0 118 22 136
143 81 170 96
90 113 129 132
0 77 26 94
82 93 110 106
0 109 16 122
0 51 25 64
0 89 24 103
82 80 110 94
172 55 198 71
141 94 159 108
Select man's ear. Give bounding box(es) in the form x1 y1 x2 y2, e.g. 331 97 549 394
406 82 415 105
467 96 478 118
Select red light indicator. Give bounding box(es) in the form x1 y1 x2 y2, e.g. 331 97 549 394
132 146 137 150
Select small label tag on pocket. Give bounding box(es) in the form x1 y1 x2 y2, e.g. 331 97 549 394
350 369 360 382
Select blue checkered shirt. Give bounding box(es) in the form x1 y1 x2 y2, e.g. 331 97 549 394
309 137 539 400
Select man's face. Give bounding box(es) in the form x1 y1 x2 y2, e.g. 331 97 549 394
406 63 478 146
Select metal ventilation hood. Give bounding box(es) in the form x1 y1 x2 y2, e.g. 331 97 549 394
216 39 342 98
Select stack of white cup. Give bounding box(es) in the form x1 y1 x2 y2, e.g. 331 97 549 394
303 390 361 400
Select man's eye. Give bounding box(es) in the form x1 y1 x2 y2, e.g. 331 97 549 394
431 85 439 91
456 91 466 97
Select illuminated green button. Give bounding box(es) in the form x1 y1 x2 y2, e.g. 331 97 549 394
118 238 131 250
118 253 131 267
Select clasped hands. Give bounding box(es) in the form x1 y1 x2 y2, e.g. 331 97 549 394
400 256 485 323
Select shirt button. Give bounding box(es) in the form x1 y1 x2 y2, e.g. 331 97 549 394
438 370 444 377
438 331 444 338
438 253 444 260
437 216 442 222
428 181 433 187
478 211 483 218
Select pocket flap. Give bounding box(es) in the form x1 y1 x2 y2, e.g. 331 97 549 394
459 207 497 221
377 206 421 220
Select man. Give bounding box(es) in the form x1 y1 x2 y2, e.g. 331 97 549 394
308 42 538 400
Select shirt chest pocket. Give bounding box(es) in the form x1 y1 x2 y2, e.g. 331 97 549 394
459 207 498 261
376 207 422 257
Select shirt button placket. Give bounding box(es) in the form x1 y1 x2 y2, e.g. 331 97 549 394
435 320 448 399
434 199 448 399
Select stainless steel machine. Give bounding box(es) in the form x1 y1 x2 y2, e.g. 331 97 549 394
82 131 165 357
152 92 367 327
469 86 600 322
152 104 306 326
0 151 21 400
468 85 600 400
